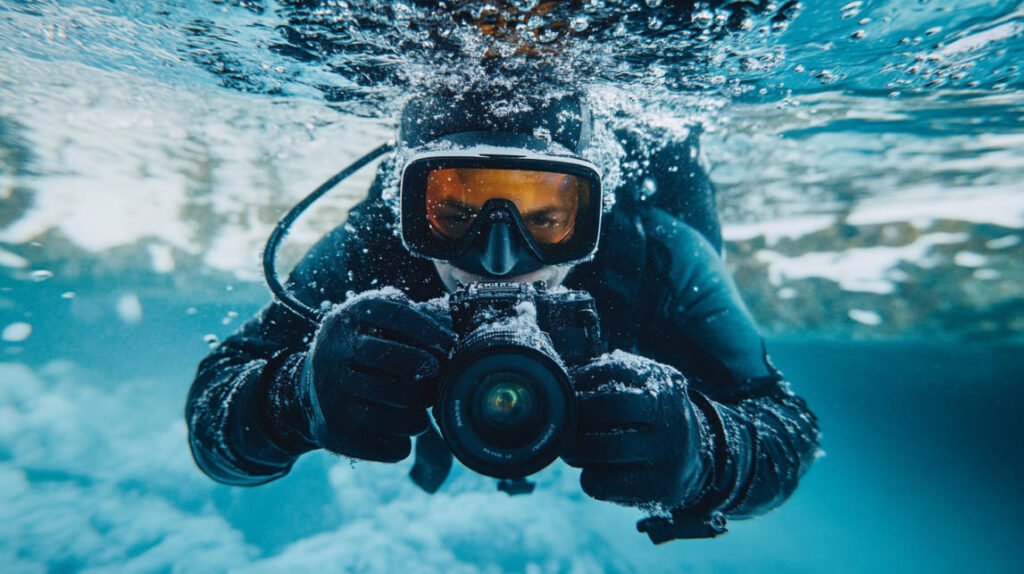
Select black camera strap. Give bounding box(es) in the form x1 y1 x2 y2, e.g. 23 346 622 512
409 422 453 494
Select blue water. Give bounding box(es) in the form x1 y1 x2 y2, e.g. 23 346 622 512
4 294 1022 572
2 0 1024 572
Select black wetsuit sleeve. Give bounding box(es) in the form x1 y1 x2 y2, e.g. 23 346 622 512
184 179 444 486
184 301 314 485
639 209 820 517
184 218 358 486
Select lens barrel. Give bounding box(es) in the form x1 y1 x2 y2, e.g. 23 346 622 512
435 325 576 479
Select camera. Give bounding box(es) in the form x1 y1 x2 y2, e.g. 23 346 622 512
432 281 605 480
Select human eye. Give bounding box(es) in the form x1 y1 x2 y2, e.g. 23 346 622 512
443 207 477 225
527 213 564 228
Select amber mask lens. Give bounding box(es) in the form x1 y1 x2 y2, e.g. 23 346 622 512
425 168 588 244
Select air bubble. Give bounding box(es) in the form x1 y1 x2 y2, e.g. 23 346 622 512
692 9 714 28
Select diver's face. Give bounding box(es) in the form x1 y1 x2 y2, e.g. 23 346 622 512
426 168 581 245
426 167 583 290
433 260 574 293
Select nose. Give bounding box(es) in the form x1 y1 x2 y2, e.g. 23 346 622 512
479 221 520 276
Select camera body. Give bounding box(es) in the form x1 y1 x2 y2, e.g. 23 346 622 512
433 281 604 479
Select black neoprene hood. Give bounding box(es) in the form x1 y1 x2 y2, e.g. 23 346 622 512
396 87 599 278
399 88 592 155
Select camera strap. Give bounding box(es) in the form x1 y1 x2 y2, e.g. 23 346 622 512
408 422 453 494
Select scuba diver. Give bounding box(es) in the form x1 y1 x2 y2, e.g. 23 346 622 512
185 86 819 543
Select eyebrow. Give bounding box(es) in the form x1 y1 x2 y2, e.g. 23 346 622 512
521 206 570 218
436 198 476 212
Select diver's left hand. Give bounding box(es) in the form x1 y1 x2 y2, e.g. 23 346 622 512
562 351 710 509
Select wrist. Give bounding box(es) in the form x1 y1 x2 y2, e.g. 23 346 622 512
677 390 731 511
262 352 319 455
685 390 754 513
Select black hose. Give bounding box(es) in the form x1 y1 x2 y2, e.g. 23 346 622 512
262 141 395 325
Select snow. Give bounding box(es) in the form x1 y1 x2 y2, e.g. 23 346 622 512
583 350 683 396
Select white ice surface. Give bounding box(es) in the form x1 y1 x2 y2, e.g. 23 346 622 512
756 232 969 294
845 187 1024 229
722 215 836 244
848 309 883 326
0 56 390 280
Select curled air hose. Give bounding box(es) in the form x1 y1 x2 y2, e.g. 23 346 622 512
262 141 395 324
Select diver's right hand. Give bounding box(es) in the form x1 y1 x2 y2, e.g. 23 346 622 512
300 290 455 462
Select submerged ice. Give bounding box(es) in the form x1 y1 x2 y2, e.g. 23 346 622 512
0 360 644 573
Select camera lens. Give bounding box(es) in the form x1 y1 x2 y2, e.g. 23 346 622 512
435 332 576 479
472 374 543 447
481 379 530 427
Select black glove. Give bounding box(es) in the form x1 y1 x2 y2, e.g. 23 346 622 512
298 290 455 463
563 351 713 509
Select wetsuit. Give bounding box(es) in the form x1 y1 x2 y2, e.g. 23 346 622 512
185 153 819 523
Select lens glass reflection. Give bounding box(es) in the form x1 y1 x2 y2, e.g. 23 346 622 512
472 372 543 445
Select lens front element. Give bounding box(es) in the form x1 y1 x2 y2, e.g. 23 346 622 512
482 380 531 428
473 374 545 448
436 342 576 479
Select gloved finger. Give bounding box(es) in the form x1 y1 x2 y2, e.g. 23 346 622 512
343 397 430 438
320 429 412 463
341 367 436 408
349 299 456 356
579 465 661 505
572 360 653 392
577 392 659 433
349 335 442 381
562 430 655 466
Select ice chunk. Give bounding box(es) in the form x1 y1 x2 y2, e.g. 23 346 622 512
116 293 143 324
953 251 988 268
2 322 32 342
0 246 28 268
756 232 968 294
985 235 1020 250
148 243 176 273
848 309 882 326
